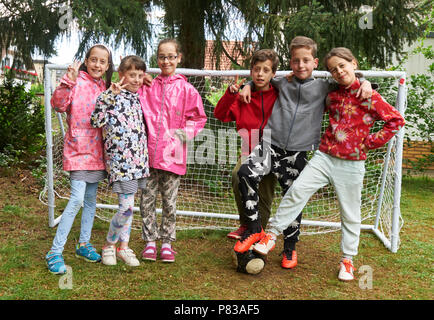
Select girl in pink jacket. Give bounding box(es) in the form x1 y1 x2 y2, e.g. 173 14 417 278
45 44 113 275
138 39 207 263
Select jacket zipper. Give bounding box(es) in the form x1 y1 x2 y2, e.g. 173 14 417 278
285 82 301 148
258 92 265 140
153 78 167 166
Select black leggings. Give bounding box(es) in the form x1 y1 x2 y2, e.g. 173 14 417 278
238 141 306 244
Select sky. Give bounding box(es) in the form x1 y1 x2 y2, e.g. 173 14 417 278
33 5 248 67
34 7 165 67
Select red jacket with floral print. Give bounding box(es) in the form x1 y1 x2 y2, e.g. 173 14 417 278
319 79 405 161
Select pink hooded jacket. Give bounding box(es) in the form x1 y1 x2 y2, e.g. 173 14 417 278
51 71 106 171
138 74 207 175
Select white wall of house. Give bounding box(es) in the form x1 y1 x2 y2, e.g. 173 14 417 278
396 36 433 76
394 35 433 142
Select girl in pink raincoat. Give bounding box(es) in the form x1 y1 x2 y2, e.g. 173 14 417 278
45 44 113 274
138 39 207 263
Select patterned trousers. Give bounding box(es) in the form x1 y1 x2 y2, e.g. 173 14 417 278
140 168 181 243
232 157 277 229
107 193 135 244
238 141 307 245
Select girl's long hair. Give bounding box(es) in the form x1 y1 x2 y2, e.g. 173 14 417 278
323 47 358 71
79 44 113 89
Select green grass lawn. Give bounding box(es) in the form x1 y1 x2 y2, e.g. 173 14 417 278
0 170 432 300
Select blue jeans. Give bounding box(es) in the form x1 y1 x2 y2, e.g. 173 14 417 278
50 179 99 254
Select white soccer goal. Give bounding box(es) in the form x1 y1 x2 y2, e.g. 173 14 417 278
41 65 407 253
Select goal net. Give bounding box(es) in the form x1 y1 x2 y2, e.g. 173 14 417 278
41 66 407 253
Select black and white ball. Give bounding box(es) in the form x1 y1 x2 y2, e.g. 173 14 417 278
231 247 265 275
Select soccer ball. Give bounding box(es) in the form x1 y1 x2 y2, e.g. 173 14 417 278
231 247 265 275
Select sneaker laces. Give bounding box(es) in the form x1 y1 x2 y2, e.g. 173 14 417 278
341 259 356 272
258 233 273 245
84 243 97 253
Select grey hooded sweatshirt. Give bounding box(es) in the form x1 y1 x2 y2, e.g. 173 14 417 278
262 76 336 152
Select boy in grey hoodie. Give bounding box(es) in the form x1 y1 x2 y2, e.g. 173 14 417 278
234 36 373 269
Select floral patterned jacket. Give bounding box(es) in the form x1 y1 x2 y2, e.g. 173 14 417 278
319 79 405 161
91 89 149 185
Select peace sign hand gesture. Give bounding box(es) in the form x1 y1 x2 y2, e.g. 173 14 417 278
66 60 82 82
229 75 246 94
110 77 128 95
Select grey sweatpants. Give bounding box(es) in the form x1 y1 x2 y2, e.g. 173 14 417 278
269 150 365 258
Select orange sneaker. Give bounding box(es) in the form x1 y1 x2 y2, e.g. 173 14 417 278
281 250 297 269
253 233 276 255
227 225 248 240
234 229 266 253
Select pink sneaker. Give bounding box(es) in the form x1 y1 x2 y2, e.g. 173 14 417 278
160 247 177 263
141 245 157 261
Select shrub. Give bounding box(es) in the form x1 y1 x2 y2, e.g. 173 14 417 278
0 71 45 160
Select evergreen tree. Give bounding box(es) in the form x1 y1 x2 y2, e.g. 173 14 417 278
230 0 431 69
0 0 430 70
0 0 153 67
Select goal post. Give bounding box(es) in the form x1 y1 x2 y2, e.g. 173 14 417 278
41 65 407 253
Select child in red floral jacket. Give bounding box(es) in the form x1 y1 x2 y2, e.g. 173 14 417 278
258 47 405 282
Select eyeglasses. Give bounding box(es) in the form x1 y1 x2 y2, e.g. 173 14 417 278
158 55 178 61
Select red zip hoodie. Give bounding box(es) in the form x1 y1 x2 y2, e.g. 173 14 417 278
214 85 277 155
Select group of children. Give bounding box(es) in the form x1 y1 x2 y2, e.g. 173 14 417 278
46 39 206 273
45 36 405 282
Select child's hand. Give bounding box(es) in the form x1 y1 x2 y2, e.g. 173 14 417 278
143 73 153 87
110 77 128 95
286 72 294 82
357 80 373 100
66 60 81 82
361 144 368 153
239 83 252 103
229 75 246 94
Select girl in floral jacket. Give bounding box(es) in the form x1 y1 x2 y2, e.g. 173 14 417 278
91 55 149 267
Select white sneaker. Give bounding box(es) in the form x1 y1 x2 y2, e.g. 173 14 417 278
338 258 355 281
117 248 140 267
253 233 276 255
101 245 117 266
